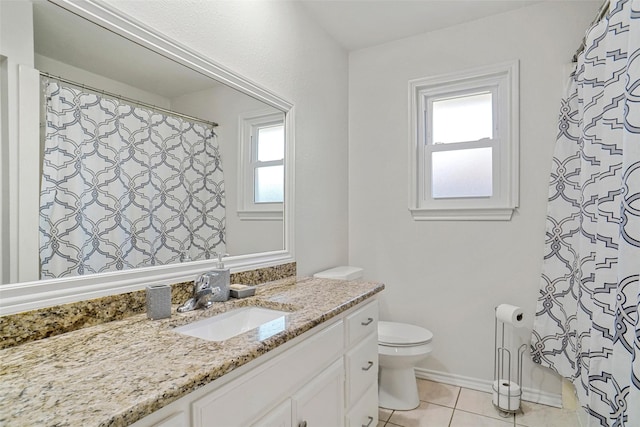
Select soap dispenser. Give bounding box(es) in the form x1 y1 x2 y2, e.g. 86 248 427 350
209 252 230 302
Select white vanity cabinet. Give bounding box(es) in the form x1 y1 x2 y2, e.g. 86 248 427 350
344 301 379 427
133 299 378 427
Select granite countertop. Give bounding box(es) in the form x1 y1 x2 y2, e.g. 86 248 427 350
0 277 383 427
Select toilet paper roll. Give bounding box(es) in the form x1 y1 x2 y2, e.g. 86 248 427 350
492 379 521 411
492 379 521 395
495 304 525 327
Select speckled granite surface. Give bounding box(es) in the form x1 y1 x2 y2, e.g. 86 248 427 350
0 276 383 427
0 263 296 349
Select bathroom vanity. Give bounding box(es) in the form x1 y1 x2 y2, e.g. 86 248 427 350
0 277 383 426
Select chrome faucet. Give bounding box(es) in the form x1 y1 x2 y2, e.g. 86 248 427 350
177 272 222 313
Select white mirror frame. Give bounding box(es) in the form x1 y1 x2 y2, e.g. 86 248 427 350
0 0 295 315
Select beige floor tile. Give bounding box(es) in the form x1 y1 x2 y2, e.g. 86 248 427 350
416 378 461 408
516 401 580 427
376 422 386 427
379 407 393 422
455 388 515 422
450 410 515 427
387 401 454 427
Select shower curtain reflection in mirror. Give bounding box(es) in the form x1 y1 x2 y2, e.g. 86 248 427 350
39 80 226 279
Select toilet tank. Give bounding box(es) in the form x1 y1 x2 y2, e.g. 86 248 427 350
313 266 363 281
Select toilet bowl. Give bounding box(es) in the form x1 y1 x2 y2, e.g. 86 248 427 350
378 321 433 410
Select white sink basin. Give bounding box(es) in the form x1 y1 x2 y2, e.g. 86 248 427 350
173 307 289 342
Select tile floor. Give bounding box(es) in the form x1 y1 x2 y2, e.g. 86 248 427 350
377 379 582 427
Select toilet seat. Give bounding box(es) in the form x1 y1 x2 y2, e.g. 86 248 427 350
379 341 429 348
378 321 433 347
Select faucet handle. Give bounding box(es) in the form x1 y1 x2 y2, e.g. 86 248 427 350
194 273 211 294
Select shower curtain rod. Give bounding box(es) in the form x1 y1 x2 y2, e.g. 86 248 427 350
40 72 218 128
572 0 610 62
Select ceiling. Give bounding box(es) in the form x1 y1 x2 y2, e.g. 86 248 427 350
299 0 542 51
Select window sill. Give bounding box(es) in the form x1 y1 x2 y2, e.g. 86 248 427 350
237 210 283 221
409 207 515 221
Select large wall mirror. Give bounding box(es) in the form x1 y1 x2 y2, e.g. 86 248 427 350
0 0 295 315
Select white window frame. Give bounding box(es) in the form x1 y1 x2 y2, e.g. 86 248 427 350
238 110 284 220
409 61 519 220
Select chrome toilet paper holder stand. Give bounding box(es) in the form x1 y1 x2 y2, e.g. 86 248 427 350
493 309 527 416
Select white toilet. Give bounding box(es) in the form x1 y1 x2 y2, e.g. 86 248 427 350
313 266 434 411
378 321 433 410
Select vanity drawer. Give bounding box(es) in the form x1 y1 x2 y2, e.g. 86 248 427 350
345 333 378 407
346 383 378 427
345 300 378 346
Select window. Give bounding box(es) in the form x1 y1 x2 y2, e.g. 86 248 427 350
409 61 519 220
253 123 284 204
238 111 285 220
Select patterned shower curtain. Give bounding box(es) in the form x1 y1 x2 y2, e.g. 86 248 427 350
39 80 226 279
531 0 639 425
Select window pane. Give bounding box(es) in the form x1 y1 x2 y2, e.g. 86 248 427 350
255 165 284 203
257 125 284 162
431 147 492 198
432 92 493 144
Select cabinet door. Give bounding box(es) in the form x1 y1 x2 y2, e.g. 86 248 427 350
346 384 378 427
292 359 344 427
252 400 292 427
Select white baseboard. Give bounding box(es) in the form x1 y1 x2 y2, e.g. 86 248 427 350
414 367 563 408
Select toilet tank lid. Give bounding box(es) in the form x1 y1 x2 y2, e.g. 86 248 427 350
313 266 363 280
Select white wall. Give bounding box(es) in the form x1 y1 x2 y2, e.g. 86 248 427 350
105 0 350 276
348 1 599 402
0 0 35 284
